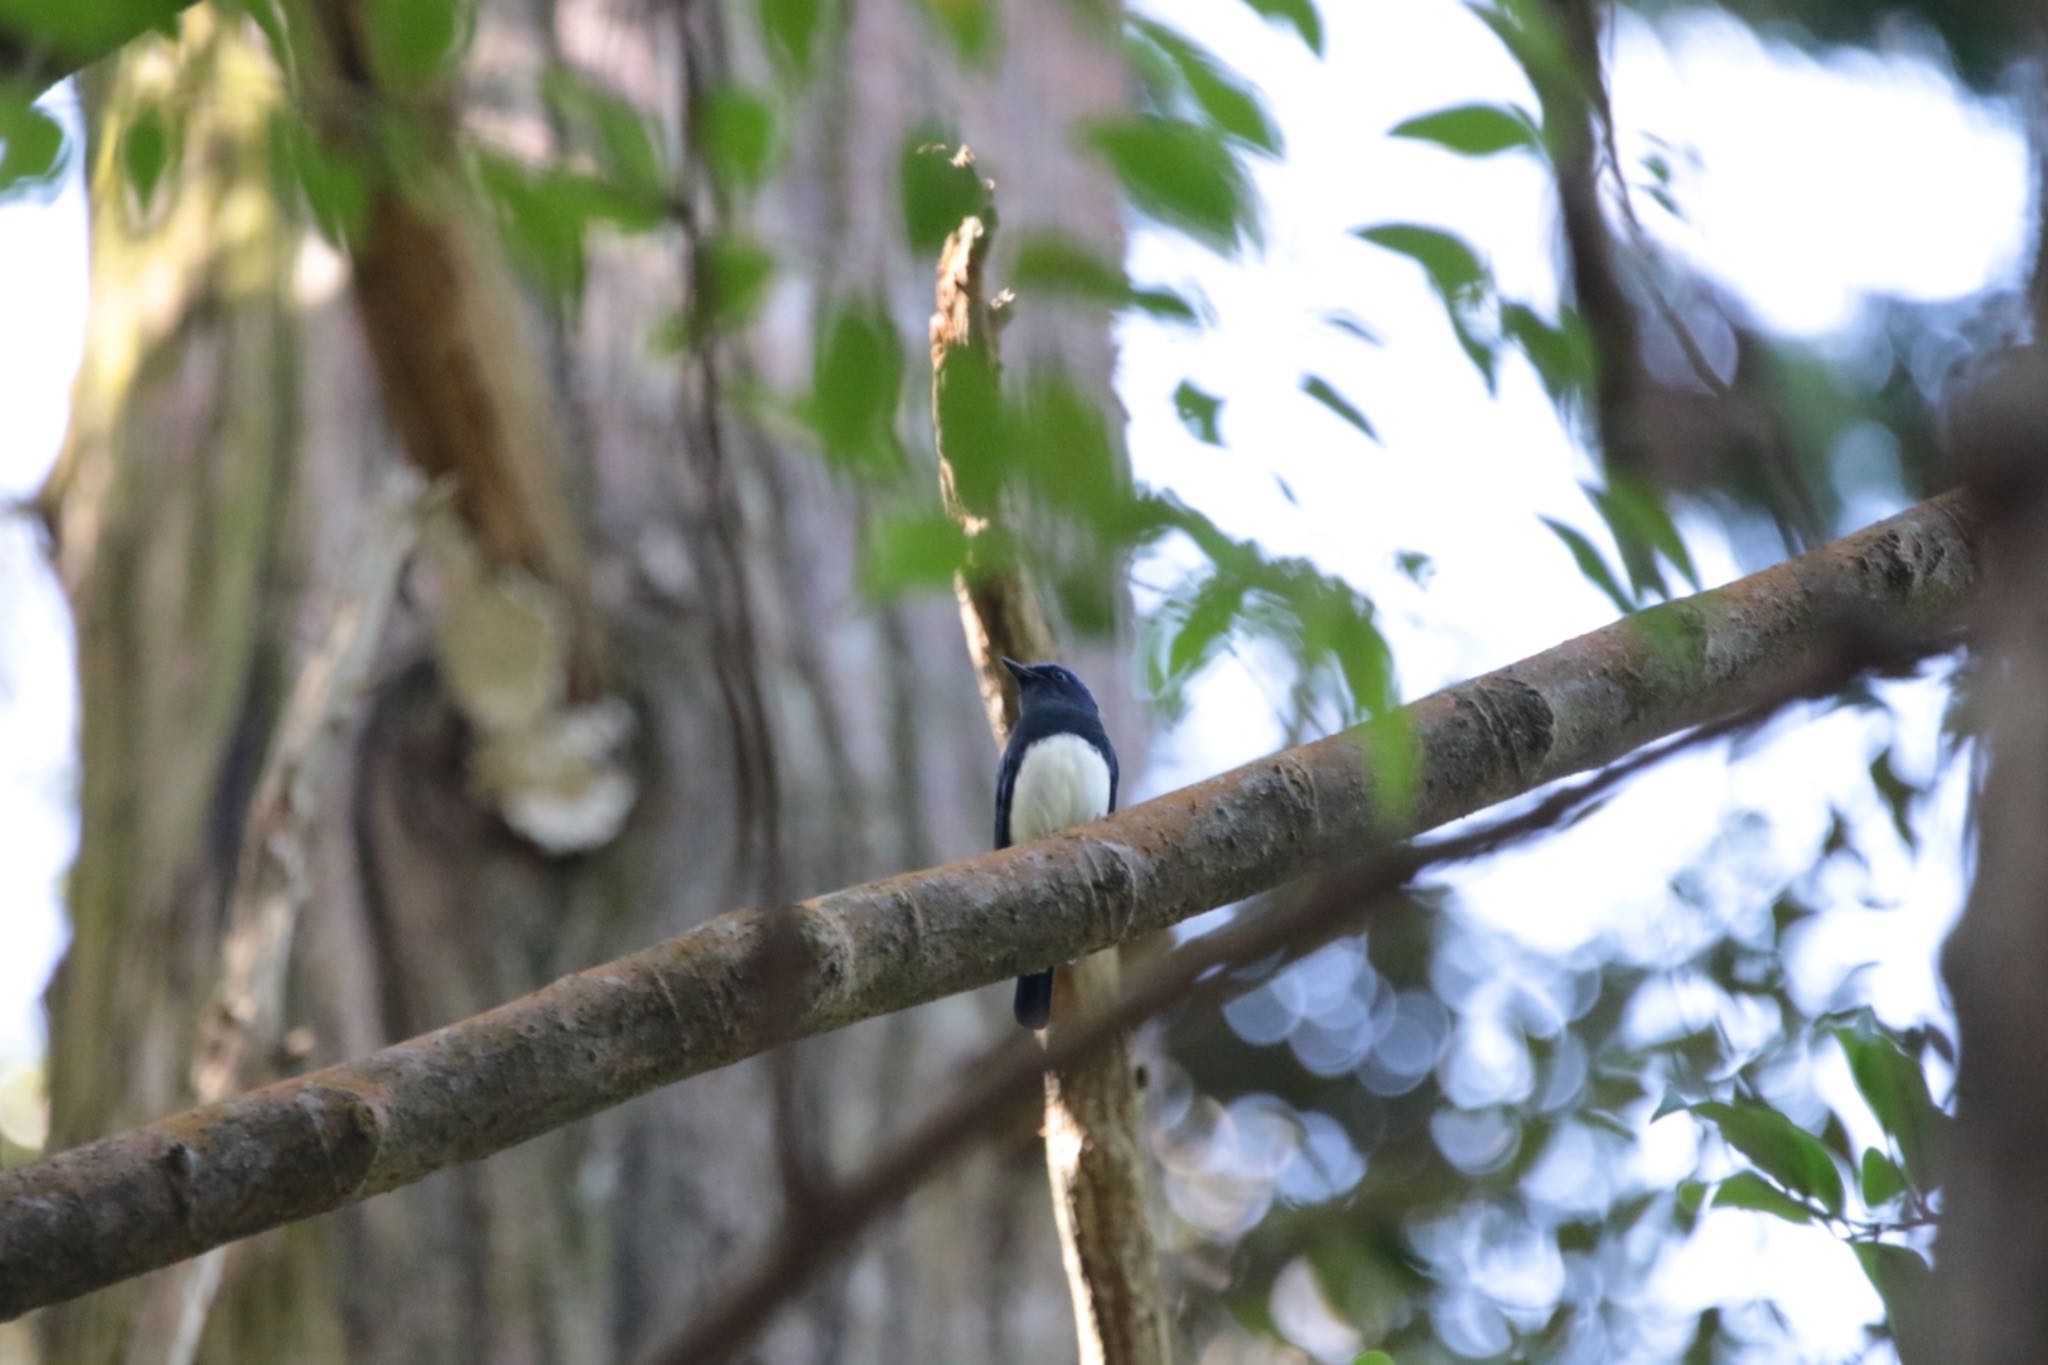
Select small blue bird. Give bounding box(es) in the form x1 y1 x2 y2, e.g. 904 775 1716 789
995 657 1118 1029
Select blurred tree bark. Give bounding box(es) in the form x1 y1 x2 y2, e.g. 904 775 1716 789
34 2 1131 1362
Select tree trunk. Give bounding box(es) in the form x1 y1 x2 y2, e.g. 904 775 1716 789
36 1 1130 1361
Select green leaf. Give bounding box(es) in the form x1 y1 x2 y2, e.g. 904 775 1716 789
1353 222 1496 386
1353 223 1485 296
919 0 999 66
364 0 466 94
1130 19 1282 156
1174 380 1223 445
0 98 65 194
697 86 778 191
1869 749 1920 851
1708 1171 1815 1225
899 135 988 257
862 512 973 595
1301 375 1378 443
1540 518 1634 617
807 301 905 477
1010 375 1122 518
1011 234 1197 321
1693 1100 1846 1217
1352 1354 1395 1365
759 0 830 80
1860 1148 1906 1206
120 103 172 215
1239 0 1322 53
1322 311 1382 346
1083 115 1256 254
1854 1242 1930 1342
1390 102 1539 158
691 233 776 339
1167 575 1245 678
543 69 665 194
1597 474 1698 590
0 0 185 66
1831 1017 1944 1189
1501 302 1594 403
275 112 370 249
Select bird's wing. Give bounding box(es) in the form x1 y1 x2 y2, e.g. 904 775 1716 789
994 731 1020 849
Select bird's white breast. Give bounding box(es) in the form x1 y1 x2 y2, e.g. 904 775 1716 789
1010 733 1112 844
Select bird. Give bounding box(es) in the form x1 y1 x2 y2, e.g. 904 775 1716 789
994 656 1118 1030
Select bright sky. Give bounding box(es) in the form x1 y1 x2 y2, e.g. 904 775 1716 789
0 0 2029 1355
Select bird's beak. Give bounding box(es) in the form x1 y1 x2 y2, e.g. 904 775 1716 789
999 657 1029 681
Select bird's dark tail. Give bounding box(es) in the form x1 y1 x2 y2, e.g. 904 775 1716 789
1014 970 1054 1029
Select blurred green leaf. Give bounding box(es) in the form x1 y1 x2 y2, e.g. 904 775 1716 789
1501 302 1594 403
1587 479 1684 600
691 233 775 339
0 0 187 68
543 68 665 193
1323 311 1382 346
1083 115 1256 254
0 97 65 195
1167 575 1245 679
1010 375 1122 518
1540 518 1633 617
1353 1353 1395 1365
919 0 999 66
1011 233 1197 321
1130 19 1282 156
1869 749 1920 851
1301 375 1378 443
364 0 466 93
1830 1014 1945 1189
1468 0 1576 122
1860 1148 1906 1206
759 0 830 80
1708 1171 1815 1225
1693 1100 1845 1217
806 300 906 477
862 512 973 595
1174 380 1223 445
474 153 587 303
899 135 987 257
1353 222 1484 295
119 102 172 214
1390 102 1539 158
697 86 778 191
274 112 370 248
1353 222 1496 386
1238 0 1322 53
1053 560 1119 638
1855 1243 1930 1342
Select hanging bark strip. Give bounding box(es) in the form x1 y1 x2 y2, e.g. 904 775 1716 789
927 151 1173 1365
0 490 1982 1321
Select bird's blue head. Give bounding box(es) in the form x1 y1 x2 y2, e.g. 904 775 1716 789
1001 657 1098 712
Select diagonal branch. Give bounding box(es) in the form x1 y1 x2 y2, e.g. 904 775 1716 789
0 491 1983 1321
644 617 1953 1364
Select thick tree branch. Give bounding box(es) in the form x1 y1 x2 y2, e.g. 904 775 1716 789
0 491 1982 1321
645 621 1943 1365
928 157 1171 1365
1931 367 2048 1352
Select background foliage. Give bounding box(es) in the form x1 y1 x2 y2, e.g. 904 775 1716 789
0 0 2034 1357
